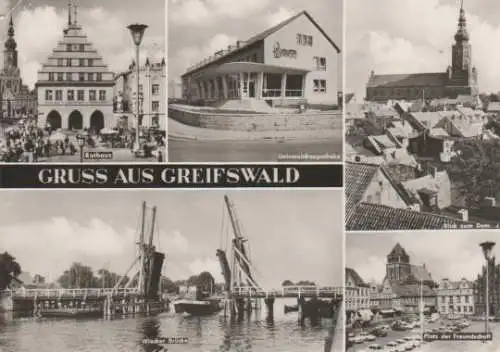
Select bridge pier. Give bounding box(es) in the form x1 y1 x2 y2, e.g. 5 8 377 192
236 298 245 318
264 297 275 321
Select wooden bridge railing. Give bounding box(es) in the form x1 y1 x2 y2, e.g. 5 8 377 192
2 287 141 299
231 285 345 298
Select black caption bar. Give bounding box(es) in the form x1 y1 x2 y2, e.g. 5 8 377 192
0 164 342 188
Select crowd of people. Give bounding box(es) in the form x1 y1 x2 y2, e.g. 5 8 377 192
0 119 166 162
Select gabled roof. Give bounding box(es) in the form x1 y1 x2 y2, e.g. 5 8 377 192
390 282 436 298
182 10 340 77
388 243 408 259
247 10 341 53
410 264 434 283
346 268 369 287
345 162 418 219
367 72 448 88
346 202 472 231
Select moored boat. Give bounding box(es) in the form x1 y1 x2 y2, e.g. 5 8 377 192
175 298 222 316
39 308 102 318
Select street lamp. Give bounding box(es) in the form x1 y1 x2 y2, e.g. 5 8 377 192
76 134 85 163
480 241 495 339
127 23 148 153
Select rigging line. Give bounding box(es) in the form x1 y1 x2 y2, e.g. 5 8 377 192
219 198 225 249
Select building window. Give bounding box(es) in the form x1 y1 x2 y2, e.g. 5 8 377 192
45 90 53 101
89 90 96 101
314 57 327 70
297 33 313 46
55 90 62 101
152 101 159 112
79 72 85 81
152 84 160 95
67 90 74 101
67 44 72 52
88 59 93 67
96 73 102 81
77 90 84 101
99 90 106 101
87 73 94 81
57 72 63 81
313 79 326 93
48 72 54 81
79 44 85 52
79 59 85 67
139 84 143 93
66 59 72 67
57 58 63 67
66 73 72 81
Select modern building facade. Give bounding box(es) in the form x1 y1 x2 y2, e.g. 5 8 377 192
0 16 36 119
437 278 474 317
35 4 114 131
181 11 340 108
114 58 166 130
366 3 478 102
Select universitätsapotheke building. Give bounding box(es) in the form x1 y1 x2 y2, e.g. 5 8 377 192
35 4 114 132
366 3 478 102
180 11 341 108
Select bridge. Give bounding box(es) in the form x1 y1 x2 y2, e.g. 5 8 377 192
3 288 141 300
231 285 343 299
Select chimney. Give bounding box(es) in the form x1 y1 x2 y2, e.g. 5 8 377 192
458 209 469 222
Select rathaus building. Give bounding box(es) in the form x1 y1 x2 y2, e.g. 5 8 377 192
36 3 114 131
366 3 478 102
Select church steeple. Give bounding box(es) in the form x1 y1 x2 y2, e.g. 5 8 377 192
4 15 18 70
454 0 469 42
68 0 72 26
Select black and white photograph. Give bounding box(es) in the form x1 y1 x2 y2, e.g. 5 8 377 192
0 190 343 352
167 0 342 162
346 231 500 352
345 0 500 230
0 0 166 163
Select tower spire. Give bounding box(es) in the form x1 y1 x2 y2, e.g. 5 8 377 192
68 0 72 26
74 4 78 25
455 0 469 42
8 15 14 37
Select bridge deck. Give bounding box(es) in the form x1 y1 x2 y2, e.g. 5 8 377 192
230 286 344 299
2 288 141 300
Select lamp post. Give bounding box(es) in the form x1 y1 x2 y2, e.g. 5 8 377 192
480 241 495 339
127 23 148 153
76 134 85 163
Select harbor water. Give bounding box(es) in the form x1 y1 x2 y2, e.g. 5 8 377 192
0 298 332 352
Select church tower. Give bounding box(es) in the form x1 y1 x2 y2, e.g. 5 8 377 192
450 1 477 94
4 15 18 72
386 243 411 282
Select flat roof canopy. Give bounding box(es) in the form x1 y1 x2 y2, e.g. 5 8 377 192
191 62 310 79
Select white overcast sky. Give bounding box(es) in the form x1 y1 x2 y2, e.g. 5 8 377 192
0 190 342 289
347 231 500 284
346 0 500 98
168 0 342 83
0 0 165 89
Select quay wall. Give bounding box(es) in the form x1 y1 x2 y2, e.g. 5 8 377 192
168 104 342 132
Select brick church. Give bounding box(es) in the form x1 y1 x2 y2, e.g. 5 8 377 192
366 2 478 102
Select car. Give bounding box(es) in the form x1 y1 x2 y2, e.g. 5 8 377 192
351 335 366 344
403 337 413 342
360 332 377 342
371 328 388 337
395 339 406 345
368 344 384 350
386 341 398 348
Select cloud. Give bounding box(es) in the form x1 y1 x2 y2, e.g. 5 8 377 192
346 0 500 98
0 217 191 283
13 5 164 89
169 0 270 27
266 7 294 27
188 257 224 283
169 33 237 82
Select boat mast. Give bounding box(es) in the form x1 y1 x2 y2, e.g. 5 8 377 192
138 201 147 296
420 279 424 338
145 205 157 296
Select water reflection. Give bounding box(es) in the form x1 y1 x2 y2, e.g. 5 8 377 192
140 317 164 352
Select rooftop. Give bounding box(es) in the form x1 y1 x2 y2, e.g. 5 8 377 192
367 72 448 89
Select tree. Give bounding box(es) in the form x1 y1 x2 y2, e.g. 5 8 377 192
186 275 198 287
196 271 215 293
281 280 294 286
33 274 46 285
296 280 316 286
0 252 21 290
160 276 179 293
57 262 97 289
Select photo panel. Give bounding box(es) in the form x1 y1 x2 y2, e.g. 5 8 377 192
346 230 500 352
344 0 500 231
167 0 343 163
0 189 343 351
0 0 166 163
